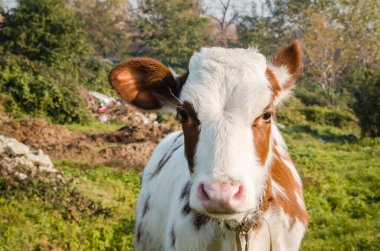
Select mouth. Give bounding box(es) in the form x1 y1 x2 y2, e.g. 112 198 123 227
193 208 253 222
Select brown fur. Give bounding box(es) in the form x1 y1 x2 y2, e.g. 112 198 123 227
108 57 181 109
270 147 308 225
259 145 308 226
179 102 200 172
252 114 272 165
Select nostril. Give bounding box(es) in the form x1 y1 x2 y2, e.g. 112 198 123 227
233 185 244 200
198 183 209 201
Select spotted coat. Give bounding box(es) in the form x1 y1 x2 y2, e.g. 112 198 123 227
109 41 308 251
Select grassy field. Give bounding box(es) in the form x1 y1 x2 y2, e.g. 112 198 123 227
0 127 379 250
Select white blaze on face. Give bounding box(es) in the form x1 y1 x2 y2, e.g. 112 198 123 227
180 48 273 216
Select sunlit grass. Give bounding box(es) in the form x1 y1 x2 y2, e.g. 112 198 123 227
0 161 139 251
65 120 125 133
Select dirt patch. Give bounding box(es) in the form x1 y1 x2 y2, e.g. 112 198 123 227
0 118 180 172
0 119 79 146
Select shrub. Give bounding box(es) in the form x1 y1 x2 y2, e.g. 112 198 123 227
0 0 92 65
300 106 357 128
0 0 114 124
295 77 330 107
347 68 380 137
0 53 92 124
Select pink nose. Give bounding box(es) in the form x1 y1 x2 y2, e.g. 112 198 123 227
198 182 244 213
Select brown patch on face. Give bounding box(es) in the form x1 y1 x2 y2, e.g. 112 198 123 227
269 147 308 225
252 109 274 165
178 101 200 172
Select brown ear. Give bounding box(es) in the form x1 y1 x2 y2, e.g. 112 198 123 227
267 40 303 106
108 57 185 110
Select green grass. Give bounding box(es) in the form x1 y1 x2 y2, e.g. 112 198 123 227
65 121 125 133
0 162 140 251
284 133 380 250
0 132 379 250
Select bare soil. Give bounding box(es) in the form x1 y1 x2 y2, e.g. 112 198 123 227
0 118 180 172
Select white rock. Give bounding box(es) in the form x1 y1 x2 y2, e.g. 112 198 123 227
6 141 31 156
14 156 35 168
26 152 53 167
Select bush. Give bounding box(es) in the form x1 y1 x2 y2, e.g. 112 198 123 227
346 68 380 137
0 0 92 65
295 77 330 107
0 0 114 124
0 53 92 124
300 106 357 128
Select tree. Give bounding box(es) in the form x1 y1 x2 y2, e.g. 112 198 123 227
68 0 131 58
347 68 380 138
301 0 380 106
338 0 380 70
0 0 93 65
131 0 212 71
235 3 277 56
301 8 348 106
234 0 315 56
205 0 238 47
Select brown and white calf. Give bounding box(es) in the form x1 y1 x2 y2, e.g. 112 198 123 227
109 41 308 251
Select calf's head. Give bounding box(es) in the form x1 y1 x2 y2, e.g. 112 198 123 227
109 41 302 221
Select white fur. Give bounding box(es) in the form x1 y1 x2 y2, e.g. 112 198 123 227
181 48 272 219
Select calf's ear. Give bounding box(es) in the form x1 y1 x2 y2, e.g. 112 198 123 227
267 40 303 106
109 57 185 110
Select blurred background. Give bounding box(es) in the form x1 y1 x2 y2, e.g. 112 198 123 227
0 0 379 250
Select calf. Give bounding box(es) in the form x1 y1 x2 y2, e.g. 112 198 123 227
109 41 308 251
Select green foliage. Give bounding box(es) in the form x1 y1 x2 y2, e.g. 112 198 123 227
70 0 131 58
300 106 357 128
131 0 212 71
345 68 380 138
235 6 278 56
0 53 92 124
295 77 329 106
0 162 139 251
0 0 114 124
0 0 92 65
277 97 358 130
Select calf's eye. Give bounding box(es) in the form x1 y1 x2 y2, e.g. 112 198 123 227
262 112 272 122
177 109 189 123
